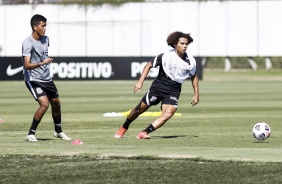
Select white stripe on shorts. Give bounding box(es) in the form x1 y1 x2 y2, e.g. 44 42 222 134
26 81 37 100
146 90 150 106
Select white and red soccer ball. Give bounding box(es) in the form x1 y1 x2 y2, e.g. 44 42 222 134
252 122 271 141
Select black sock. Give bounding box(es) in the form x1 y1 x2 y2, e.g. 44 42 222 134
122 118 133 129
53 115 62 133
143 124 155 133
28 118 40 135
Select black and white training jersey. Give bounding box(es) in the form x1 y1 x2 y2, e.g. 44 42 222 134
149 49 196 96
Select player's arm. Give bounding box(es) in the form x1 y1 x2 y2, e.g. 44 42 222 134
23 56 53 70
134 61 153 93
190 73 199 106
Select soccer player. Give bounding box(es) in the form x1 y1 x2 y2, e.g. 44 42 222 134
22 14 71 141
115 31 199 139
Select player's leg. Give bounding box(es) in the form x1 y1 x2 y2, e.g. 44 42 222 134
49 97 70 140
136 92 178 139
33 96 50 121
47 81 71 140
136 104 176 139
151 104 176 129
126 90 160 128
115 100 150 138
25 96 50 141
25 81 49 141
125 101 150 128
49 97 62 133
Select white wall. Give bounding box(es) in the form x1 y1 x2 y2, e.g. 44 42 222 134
0 1 281 57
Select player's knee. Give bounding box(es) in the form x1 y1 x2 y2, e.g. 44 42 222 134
134 108 141 114
162 110 174 119
134 106 142 114
52 101 61 109
40 102 49 111
51 98 61 108
134 107 147 115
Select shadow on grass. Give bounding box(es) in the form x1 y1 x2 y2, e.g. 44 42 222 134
151 135 199 139
37 138 54 141
253 141 270 144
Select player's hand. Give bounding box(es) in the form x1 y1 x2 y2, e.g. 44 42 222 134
134 82 142 93
43 57 53 65
191 95 199 106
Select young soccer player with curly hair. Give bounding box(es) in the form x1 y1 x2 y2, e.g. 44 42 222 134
115 31 199 139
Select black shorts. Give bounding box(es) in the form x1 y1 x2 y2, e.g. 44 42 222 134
141 89 179 108
25 81 59 101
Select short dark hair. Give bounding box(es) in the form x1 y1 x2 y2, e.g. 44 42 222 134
30 14 47 31
166 31 193 48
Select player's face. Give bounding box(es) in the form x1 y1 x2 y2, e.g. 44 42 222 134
33 21 46 37
175 37 188 55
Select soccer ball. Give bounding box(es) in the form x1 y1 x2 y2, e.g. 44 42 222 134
252 122 271 141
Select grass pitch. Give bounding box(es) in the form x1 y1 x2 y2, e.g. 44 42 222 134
0 70 282 183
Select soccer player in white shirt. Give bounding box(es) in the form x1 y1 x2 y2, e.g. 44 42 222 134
115 31 199 139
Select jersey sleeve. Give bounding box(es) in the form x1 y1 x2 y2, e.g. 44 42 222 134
22 40 32 57
150 53 164 68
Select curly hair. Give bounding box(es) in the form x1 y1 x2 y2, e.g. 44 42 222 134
166 31 193 48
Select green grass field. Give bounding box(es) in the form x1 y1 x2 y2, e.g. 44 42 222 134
0 70 282 183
